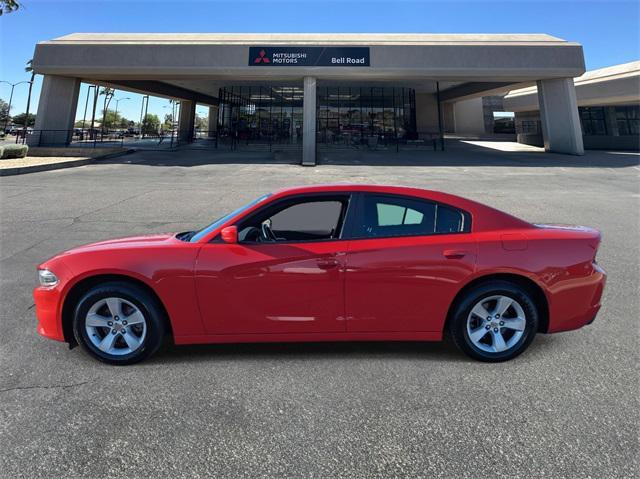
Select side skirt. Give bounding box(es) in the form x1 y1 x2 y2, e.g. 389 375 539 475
173 331 443 346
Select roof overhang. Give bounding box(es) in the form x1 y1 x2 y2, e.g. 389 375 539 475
32 33 586 103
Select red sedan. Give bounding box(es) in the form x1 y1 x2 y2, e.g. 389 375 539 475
34 185 606 364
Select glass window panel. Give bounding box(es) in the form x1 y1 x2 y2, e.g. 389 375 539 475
617 120 630 136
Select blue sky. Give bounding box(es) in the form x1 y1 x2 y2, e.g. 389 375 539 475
1 0 638 122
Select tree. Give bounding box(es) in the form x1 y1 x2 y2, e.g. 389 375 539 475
141 113 160 135
195 114 208 131
163 113 174 131
23 59 35 134
101 109 125 129
0 0 21 15
99 87 115 132
11 112 35 127
0 99 9 125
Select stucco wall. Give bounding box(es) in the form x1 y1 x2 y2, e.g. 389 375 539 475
415 93 439 133
453 97 485 134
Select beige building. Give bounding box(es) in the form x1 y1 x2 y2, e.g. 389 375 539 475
31 33 588 164
504 61 640 151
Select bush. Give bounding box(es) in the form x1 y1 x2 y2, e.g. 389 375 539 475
0 146 3 158
1 144 28 159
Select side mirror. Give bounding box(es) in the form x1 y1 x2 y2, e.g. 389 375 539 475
220 226 238 244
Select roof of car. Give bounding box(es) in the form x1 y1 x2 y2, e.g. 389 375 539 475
273 183 437 196
270 184 531 231
272 184 468 204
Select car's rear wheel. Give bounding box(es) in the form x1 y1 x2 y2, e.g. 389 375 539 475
449 281 539 362
72 282 165 365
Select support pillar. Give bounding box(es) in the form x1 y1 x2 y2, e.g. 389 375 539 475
178 100 196 143
208 106 218 138
302 77 317 166
537 78 584 155
29 75 80 146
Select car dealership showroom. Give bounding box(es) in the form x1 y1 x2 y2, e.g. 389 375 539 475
28 32 602 165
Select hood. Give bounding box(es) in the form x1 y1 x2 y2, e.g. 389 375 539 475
60 233 177 255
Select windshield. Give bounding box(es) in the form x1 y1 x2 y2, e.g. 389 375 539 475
189 193 272 243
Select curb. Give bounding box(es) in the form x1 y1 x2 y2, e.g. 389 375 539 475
0 149 135 176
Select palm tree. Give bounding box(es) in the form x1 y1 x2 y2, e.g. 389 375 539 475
99 87 115 133
0 0 21 15
21 59 35 140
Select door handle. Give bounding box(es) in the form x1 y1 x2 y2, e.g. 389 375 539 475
443 249 468 259
317 258 339 270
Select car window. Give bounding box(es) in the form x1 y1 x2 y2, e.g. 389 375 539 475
354 195 467 238
377 203 424 226
238 198 347 242
436 204 466 233
190 193 272 242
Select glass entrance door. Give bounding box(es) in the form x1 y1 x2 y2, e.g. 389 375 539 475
217 86 304 148
316 86 417 148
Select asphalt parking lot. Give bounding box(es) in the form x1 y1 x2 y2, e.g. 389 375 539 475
1 144 638 478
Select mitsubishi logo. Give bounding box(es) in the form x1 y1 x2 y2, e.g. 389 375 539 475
254 49 271 64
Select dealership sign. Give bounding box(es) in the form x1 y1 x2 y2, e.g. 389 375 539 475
249 47 370 67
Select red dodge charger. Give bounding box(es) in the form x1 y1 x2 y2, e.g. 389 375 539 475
34 185 606 364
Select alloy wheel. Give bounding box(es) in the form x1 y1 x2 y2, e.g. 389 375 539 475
466 295 527 354
85 297 147 356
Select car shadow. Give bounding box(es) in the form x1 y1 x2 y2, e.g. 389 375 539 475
146 339 467 365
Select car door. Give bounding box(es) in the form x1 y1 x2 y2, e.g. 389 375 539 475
345 193 477 333
195 194 352 335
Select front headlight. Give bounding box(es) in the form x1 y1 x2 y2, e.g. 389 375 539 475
38 268 59 287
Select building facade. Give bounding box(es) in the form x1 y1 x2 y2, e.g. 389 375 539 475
504 61 640 151
31 33 587 163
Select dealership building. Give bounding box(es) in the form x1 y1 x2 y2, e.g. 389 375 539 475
505 61 639 151
31 33 589 164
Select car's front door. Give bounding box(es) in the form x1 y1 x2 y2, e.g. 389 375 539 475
345 194 477 333
195 195 352 335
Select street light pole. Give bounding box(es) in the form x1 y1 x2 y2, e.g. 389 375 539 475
0 80 31 133
113 97 130 129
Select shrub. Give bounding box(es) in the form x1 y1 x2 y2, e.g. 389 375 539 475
1 144 28 159
0 146 3 158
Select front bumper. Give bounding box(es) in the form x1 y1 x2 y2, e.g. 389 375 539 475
33 285 65 342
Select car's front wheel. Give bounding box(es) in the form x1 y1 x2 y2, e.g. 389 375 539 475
73 281 165 365
449 281 539 362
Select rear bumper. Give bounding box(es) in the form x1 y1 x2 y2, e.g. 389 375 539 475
548 263 606 333
33 286 65 342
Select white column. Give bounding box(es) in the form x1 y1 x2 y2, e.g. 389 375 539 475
302 76 317 166
537 78 584 155
30 75 81 146
178 100 196 142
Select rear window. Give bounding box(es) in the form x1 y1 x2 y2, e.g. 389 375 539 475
353 194 468 238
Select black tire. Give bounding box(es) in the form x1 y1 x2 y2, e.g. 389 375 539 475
449 280 539 362
72 281 166 365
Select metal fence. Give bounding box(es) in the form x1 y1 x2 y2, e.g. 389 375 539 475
200 129 443 152
5 128 444 153
11 129 182 150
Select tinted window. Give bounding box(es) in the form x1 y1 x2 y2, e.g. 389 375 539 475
271 201 343 237
354 195 467 238
436 204 465 233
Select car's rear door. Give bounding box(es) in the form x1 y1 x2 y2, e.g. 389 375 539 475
344 193 477 333
195 194 353 335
